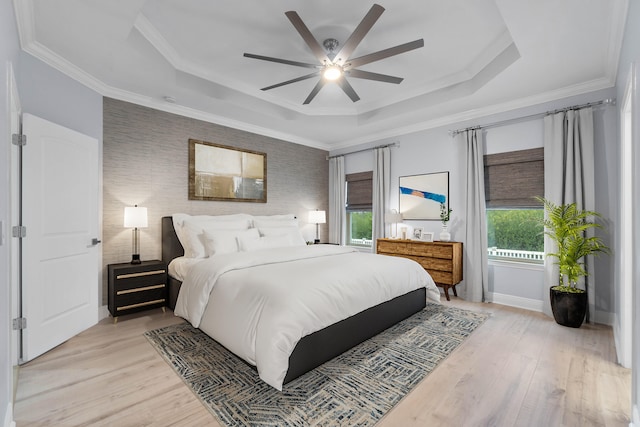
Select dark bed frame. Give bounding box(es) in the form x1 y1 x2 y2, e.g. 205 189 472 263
161 216 426 385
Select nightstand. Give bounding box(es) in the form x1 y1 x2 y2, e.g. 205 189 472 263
108 260 167 322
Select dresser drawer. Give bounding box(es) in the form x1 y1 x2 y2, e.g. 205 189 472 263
378 240 453 259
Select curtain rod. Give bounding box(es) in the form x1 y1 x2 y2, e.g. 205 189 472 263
449 98 616 137
326 142 399 160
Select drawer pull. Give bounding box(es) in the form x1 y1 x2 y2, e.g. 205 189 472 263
116 269 166 279
116 284 165 295
117 299 165 311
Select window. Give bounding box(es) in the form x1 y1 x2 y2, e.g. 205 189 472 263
484 148 544 263
346 171 373 247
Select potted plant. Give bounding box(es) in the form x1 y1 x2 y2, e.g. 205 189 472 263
537 197 610 327
439 203 452 241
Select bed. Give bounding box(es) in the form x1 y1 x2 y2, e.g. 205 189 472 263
161 215 440 390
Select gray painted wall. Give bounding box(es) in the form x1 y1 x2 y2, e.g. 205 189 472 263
336 87 618 321
0 0 20 423
615 0 640 422
102 98 329 303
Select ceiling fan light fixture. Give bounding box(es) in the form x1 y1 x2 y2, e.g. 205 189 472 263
323 64 342 81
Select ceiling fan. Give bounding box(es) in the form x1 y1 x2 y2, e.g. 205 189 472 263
243 4 424 105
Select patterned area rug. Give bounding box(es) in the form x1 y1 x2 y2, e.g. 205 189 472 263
145 303 488 426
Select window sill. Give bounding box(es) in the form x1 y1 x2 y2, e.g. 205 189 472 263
488 258 544 271
348 245 373 253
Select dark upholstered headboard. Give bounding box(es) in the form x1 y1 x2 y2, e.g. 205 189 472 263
162 216 184 266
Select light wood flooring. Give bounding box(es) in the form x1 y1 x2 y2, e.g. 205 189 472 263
14 299 631 426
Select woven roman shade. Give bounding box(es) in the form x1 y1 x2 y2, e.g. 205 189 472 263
346 171 373 210
484 148 544 208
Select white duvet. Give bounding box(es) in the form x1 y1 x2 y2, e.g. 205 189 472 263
174 244 440 390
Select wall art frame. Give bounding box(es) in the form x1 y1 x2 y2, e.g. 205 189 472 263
419 231 434 242
399 171 449 220
188 138 267 202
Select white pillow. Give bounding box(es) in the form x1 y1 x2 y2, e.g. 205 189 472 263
259 226 306 246
236 228 264 251
203 228 260 257
178 218 251 258
253 218 299 229
252 214 296 222
241 235 294 252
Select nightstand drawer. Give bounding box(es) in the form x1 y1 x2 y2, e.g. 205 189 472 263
113 284 166 313
112 269 166 291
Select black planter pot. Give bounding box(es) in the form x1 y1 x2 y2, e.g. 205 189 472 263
549 287 587 328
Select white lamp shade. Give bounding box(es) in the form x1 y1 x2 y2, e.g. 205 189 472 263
124 206 148 228
385 211 403 224
308 210 326 224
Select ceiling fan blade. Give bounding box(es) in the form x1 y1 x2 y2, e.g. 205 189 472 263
244 53 320 69
285 11 331 64
261 72 320 91
334 4 385 66
346 39 424 69
337 77 360 103
303 79 327 104
348 69 403 84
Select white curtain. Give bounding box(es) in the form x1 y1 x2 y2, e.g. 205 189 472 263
328 156 345 245
372 146 391 246
459 129 489 302
543 107 595 320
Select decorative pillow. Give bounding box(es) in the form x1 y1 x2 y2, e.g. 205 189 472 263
177 217 252 258
203 228 260 257
241 235 294 252
236 228 263 252
259 226 306 246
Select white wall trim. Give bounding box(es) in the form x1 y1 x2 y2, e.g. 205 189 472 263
631 404 639 427
594 310 615 327
99 305 109 321
487 292 544 313
3 402 15 427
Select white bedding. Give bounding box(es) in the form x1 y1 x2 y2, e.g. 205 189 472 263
174 244 440 390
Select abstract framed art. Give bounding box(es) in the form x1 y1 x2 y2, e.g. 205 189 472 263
399 171 449 220
188 139 267 202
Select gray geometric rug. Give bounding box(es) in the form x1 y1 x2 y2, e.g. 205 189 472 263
145 303 489 426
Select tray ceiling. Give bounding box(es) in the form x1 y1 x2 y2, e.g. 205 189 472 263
14 0 627 149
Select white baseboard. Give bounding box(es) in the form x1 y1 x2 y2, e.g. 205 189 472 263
4 402 15 427
594 310 614 326
99 305 110 321
487 293 614 326
486 292 544 313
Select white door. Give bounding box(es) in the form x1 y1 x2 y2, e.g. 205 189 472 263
21 113 99 362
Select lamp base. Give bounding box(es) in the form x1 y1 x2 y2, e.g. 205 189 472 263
131 254 141 264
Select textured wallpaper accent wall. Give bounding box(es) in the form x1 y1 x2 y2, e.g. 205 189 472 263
103 98 328 303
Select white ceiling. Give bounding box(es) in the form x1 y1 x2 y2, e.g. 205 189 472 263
13 0 627 150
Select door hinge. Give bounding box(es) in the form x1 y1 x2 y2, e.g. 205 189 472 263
12 317 26 330
12 226 26 238
12 133 26 146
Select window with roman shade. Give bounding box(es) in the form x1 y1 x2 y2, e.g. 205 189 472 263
484 147 545 263
345 171 373 247
346 171 373 209
484 147 544 207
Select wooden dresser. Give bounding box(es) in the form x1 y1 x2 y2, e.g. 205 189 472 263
376 238 463 301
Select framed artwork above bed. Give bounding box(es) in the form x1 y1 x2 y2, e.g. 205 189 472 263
399 171 449 220
188 138 267 203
